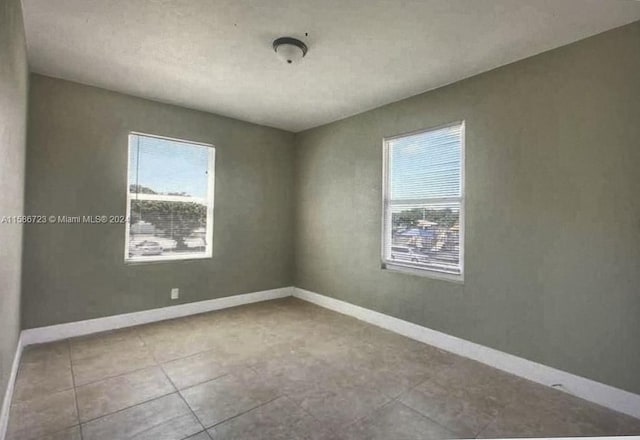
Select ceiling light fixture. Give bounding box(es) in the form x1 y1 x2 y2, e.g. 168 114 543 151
273 37 308 64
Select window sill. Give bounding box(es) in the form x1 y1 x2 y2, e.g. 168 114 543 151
382 262 464 284
125 253 212 265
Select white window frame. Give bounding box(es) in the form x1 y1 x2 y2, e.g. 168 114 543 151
381 121 465 282
124 132 216 264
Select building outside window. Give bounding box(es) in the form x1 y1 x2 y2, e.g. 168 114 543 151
382 122 464 280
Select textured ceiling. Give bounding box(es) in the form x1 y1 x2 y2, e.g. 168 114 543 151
22 0 640 132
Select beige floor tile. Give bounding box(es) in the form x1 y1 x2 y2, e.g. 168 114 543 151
306 334 454 399
537 385 640 435
398 378 501 437
8 299 640 440
208 396 331 440
75 366 174 421
248 344 331 396
299 315 370 343
478 404 586 438
162 350 231 390
14 341 73 402
350 326 459 371
397 356 528 437
341 401 458 440
202 325 285 362
426 356 524 402
189 307 275 333
266 324 346 354
72 345 156 385
286 367 391 430
582 404 640 436
180 368 280 428
20 341 69 365
81 393 203 440
12 355 73 402
478 388 640 438
7 389 78 440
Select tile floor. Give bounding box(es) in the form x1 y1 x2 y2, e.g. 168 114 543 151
6 297 640 440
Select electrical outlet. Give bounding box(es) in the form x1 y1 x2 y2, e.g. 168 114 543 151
170 288 179 300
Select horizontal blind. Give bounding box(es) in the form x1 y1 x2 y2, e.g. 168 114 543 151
385 123 463 276
126 134 214 261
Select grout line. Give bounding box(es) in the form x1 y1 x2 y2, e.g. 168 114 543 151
67 330 160 388
164 356 286 431
67 339 84 440
72 363 158 389
79 390 177 425
175 372 233 393
474 412 499 439
143 331 217 440
244 347 395 438
157 362 208 432
392 376 497 439
336 393 395 433
139 338 215 366
9 384 76 405
60 325 264 393
130 329 221 373
133 328 166 366
121 411 190 438
154 343 230 368
184 430 213 440
205 395 283 430
391 376 474 437
280 393 341 436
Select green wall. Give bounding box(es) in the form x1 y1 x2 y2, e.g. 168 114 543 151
22 74 295 328
294 22 640 394
0 0 28 406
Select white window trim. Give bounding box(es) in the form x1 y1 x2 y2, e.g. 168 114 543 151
381 121 465 282
124 132 216 264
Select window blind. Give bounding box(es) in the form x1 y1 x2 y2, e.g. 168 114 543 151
384 123 464 276
125 133 215 262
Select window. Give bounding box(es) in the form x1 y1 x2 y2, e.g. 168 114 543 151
125 133 215 262
382 122 464 279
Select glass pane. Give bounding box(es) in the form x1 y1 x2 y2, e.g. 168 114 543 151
388 202 461 274
129 135 209 198
128 200 207 259
388 124 462 200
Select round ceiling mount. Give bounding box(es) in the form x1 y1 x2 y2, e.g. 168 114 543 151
273 37 308 64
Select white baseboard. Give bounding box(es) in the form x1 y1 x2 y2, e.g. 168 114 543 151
0 334 23 440
293 287 640 420
21 287 293 346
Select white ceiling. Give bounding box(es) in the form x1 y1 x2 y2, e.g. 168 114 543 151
22 0 640 132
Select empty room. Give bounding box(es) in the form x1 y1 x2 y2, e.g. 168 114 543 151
1 1 640 439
